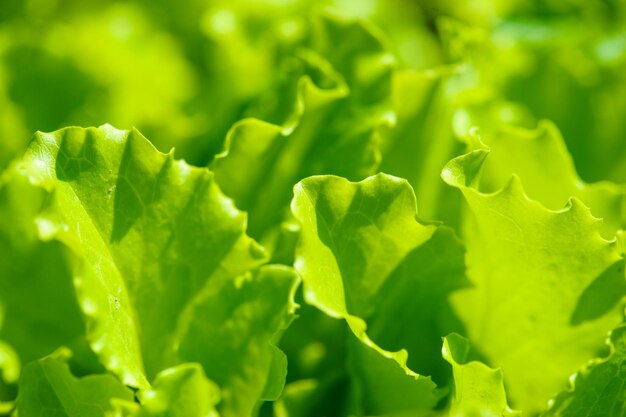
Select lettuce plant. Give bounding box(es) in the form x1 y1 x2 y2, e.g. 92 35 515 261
1 1 626 416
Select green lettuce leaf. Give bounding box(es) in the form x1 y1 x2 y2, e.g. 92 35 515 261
460 122 626 238
213 49 350 239
291 173 468 415
192 0 314 161
177 265 299 416
542 325 626 417
435 5 626 184
442 333 519 417
442 145 623 412
16 348 133 417
0 162 87 370
380 65 465 227
18 124 298 416
109 363 220 417
213 12 394 241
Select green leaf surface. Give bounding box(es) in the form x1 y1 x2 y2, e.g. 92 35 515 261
291 173 468 415
380 65 465 227
213 51 350 239
16 349 133 417
177 265 299 417
0 163 87 369
465 121 626 238
110 363 220 417
442 146 624 412
213 13 394 241
443 333 519 417
19 125 298 415
542 325 626 417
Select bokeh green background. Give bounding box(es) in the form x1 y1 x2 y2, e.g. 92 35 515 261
1 0 625 182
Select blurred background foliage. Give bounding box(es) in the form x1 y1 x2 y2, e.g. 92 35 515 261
1 0 625 185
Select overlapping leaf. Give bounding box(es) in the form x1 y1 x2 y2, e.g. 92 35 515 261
542 325 626 417
16 349 133 417
291 173 468 415
17 125 298 416
442 333 519 417
213 13 394 242
1 1 626 416
110 363 220 417
459 122 626 238
0 163 88 372
442 143 624 412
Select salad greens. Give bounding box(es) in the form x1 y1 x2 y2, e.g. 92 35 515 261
1 0 626 416
443 141 622 412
